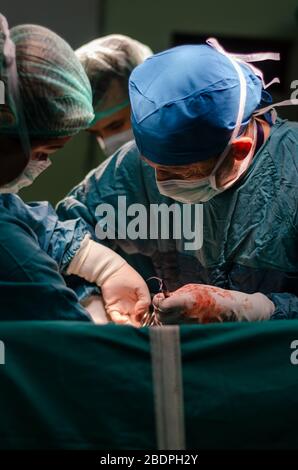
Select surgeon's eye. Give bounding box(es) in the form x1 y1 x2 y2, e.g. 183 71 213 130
156 168 184 181
104 119 126 132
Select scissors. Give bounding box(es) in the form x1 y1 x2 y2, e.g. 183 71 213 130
141 277 169 327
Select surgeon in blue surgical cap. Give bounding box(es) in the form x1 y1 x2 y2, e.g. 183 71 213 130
57 39 298 324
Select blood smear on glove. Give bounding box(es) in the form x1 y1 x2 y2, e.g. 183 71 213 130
166 284 232 323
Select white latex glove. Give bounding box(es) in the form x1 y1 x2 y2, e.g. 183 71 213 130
81 295 109 325
67 237 150 325
153 284 275 324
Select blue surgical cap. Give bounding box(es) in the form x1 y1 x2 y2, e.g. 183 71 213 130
129 44 264 165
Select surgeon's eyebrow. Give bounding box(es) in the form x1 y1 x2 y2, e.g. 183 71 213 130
103 119 126 131
46 143 66 150
141 155 217 175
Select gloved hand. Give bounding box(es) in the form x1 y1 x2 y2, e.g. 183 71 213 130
67 236 150 325
153 284 275 324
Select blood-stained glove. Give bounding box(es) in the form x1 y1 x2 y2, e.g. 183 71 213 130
153 283 275 324
67 236 150 325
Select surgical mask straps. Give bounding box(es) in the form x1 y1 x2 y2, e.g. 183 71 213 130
206 38 298 189
230 48 298 114
0 13 31 160
206 38 247 190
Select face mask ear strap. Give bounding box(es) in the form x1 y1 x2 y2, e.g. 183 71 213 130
0 13 31 160
217 119 258 192
206 38 247 190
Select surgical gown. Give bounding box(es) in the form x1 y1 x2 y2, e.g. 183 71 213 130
57 118 298 319
0 194 90 321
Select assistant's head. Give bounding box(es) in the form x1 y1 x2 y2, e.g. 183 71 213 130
76 34 152 155
0 15 94 190
129 42 273 203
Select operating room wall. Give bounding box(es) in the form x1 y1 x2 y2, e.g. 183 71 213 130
100 0 298 187
104 0 298 120
2 0 297 205
105 0 298 53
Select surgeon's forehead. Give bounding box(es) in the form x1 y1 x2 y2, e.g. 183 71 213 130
141 155 216 171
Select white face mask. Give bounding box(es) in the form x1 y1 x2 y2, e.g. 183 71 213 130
156 119 257 204
156 176 220 203
0 158 51 194
97 128 134 156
